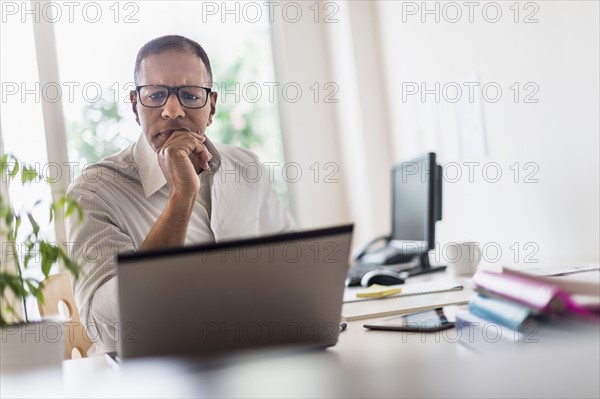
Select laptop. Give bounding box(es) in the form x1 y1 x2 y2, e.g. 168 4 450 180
116 224 353 359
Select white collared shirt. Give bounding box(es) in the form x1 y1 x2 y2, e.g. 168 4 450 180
66 134 295 352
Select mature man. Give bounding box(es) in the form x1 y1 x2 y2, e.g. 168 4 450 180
66 35 295 352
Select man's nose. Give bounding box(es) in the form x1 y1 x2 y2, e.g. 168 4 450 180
161 93 185 119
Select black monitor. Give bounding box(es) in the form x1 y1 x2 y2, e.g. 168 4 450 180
390 152 444 276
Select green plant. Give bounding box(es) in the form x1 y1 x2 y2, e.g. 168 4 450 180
0 153 82 327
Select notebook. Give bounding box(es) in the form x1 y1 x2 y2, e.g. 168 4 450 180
342 281 469 321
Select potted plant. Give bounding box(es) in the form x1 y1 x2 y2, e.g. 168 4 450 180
0 153 82 371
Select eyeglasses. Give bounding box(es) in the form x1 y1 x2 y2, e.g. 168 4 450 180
135 85 212 109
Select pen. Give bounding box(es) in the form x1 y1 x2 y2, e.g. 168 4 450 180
339 322 348 332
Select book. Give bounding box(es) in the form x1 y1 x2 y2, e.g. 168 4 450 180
454 308 528 346
472 271 594 317
468 294 532 330
502 266 600 297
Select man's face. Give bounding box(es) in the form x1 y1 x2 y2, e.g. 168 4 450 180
130 50 217 151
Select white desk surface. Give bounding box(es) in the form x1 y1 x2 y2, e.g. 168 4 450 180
2 267 599 398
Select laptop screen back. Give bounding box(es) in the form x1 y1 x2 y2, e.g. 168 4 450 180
116 225 353 359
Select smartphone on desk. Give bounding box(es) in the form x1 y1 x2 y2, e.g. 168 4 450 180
363 307 454 332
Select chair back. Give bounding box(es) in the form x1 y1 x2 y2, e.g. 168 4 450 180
38 273 93 359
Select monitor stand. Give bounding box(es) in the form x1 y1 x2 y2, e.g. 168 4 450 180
402 252 446 278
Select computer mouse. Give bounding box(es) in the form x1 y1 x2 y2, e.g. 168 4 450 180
360 269 405 287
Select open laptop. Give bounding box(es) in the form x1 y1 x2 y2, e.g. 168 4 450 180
116 224 353 360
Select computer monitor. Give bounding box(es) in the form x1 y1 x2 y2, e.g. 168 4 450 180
389 152 445 276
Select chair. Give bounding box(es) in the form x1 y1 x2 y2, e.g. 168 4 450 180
38 272 93 359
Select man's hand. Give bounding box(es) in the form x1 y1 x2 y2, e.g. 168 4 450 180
140 130 212 251
156 130 212 197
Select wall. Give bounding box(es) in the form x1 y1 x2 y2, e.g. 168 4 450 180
270 4 351 231
274 1 599 263
272 1 395 246
375 0 599 264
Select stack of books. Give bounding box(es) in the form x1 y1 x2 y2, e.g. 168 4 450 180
455 266 600 345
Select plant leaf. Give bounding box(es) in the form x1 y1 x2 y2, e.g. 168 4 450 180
14 214 21 236
4 206 14 230
23 251 33 268
27 212 40 236
41 256 52 277
26 280 44 305
8 159 19 178
22 240 34 268
5 274 27 298
0 153 82 303
66 200 77 217
41 241 59 262
0 273 8 292
25 280 37 296
0 153 8 177
77 203 84 222
62 253 80 280
21 164 38 184
0 197 7 218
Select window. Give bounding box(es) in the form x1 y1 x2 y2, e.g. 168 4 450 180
52 1 288 201
1 14 53 320
1 2 289 320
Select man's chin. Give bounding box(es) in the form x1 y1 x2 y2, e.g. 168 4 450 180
147 133 169 151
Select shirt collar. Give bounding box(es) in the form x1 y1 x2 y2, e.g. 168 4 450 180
133 133 222 198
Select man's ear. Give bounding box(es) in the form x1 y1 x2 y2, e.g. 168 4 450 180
130 90 140 125
206 91 218 127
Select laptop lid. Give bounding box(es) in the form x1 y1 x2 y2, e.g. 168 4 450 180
116 224 353 359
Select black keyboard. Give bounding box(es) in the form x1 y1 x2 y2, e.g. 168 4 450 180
358 246 419 266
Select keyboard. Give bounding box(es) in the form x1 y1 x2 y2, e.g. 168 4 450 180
359 246 419 266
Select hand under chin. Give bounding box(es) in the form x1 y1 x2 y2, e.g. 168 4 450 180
188 153 204 174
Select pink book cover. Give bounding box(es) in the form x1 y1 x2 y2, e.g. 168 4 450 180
472 271 592 316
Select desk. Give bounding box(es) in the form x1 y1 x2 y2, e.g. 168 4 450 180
2 271 599 398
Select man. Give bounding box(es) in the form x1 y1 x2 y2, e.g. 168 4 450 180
66 35 295 352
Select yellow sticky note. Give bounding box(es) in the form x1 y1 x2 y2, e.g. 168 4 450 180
356 284 402 299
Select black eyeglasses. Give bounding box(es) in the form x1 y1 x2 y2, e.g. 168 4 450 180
135 85 212 109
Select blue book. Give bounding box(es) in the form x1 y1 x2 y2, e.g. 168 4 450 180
454 308 526 346
468 294 532 331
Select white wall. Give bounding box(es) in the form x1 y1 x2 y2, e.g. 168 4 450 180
272 1 395 247
275 1 599 263
270 5 351 230
375 0 599 264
